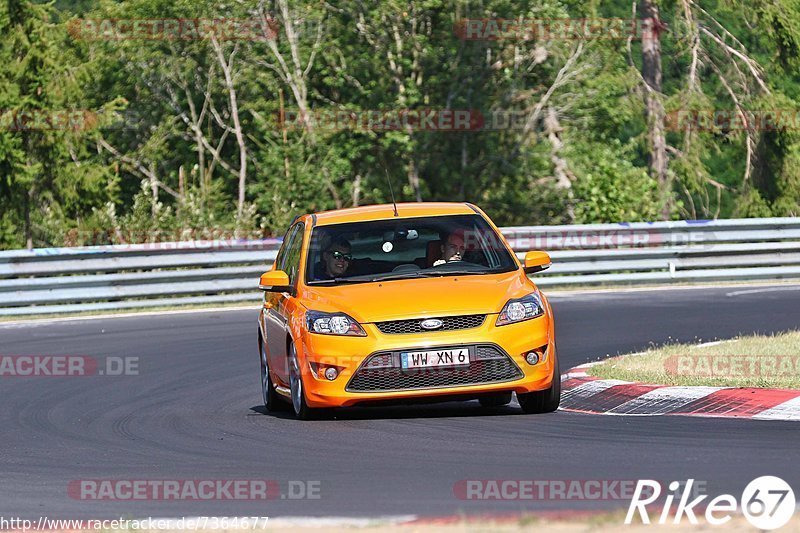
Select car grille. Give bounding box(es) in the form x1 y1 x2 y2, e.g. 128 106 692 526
346 344 523 393
374 314 486 334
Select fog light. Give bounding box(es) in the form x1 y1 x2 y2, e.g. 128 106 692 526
525 352 540 365
324 367 338 381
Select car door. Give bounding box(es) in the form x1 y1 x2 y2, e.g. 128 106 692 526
264 222 304 386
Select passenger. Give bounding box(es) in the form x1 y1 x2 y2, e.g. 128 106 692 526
317 238 352 280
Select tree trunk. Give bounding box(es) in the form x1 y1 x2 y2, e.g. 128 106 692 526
230 88 247 220
640 0 670 219
149 163 159 217
212 38 248 221
24 190 32 250
280 88 291 182
545 108 572 190
407 157 422 202
459 135 468 200
352 174 362 207
178 165 185 204
196 128 205 196
545 108 575 222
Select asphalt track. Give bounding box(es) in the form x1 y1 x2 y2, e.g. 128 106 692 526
1 284 799 519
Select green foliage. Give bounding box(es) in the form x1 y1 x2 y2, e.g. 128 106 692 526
0 0 116 248
734 188 774 218
2 0 800 250
570 140 663 222
751 0 800 73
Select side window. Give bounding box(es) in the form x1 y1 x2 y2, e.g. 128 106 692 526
274 226 297 272
283 223 305 286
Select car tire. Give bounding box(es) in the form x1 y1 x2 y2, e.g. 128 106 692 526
517 357 561 414
478 392 513 407
259 331 282 412
288 341 330 420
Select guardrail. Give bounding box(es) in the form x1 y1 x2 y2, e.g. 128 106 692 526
1 217 799 316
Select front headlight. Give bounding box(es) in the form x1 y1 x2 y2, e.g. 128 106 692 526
305 310 366 336
496 293 544 326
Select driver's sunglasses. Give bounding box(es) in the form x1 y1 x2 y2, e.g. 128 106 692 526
329 250 352 261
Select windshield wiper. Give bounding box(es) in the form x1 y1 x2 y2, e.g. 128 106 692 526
371 268 511 281
367 271 428 282
307 277 367 285
308 268 512 285
417 267 511 277
308 272 422 284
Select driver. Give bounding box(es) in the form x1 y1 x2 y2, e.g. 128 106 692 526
433 229 466 266
317 237 352 280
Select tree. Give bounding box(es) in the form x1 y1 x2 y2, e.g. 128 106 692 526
0 0 113 248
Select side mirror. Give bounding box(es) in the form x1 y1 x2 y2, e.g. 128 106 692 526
259 270 292 292
523 251 551 274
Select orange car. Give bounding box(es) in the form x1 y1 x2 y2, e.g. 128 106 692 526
257 202 559 419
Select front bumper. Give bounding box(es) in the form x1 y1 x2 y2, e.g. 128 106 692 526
297 314 555 408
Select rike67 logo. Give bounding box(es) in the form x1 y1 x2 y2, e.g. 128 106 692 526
626 476 796 530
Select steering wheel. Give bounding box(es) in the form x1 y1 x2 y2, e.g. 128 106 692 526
391 264 421 273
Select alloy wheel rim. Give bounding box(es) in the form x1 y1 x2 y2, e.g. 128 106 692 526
290 345 302 414
260 347 269 406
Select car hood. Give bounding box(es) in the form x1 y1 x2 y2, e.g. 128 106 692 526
301 271 532 323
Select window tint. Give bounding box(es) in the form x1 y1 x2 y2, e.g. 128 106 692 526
305 214 516 284
274 225 297 272
283 223 305 286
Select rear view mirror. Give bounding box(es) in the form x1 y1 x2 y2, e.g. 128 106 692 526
523 251 551 274
259 270 291 292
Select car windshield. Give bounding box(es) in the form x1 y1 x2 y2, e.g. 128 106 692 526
305 214 517 285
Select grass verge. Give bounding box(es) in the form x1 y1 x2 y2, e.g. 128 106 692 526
588 331 800 389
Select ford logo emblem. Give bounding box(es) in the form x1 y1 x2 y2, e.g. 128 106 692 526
420 319 444 330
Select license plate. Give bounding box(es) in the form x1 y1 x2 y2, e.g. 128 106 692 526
400 348 470 369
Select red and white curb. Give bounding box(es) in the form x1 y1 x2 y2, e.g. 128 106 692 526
560 363 800 421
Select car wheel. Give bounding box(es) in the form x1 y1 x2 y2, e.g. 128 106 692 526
288 341 327 420
478 392 513 407
517 358 561 414
259 331 281 412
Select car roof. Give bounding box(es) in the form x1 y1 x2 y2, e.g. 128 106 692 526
310 202 477 226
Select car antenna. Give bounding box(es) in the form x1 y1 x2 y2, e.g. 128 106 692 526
384 168 399 217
